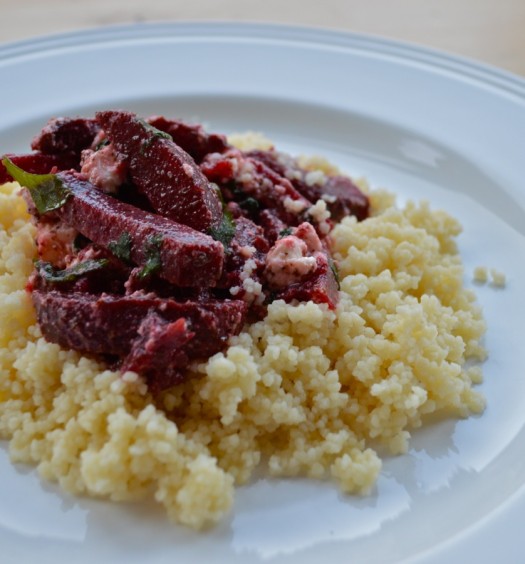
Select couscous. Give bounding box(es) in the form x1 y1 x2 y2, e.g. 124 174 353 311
0 117 486 529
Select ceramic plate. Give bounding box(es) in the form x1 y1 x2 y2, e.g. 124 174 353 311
1 22 525 564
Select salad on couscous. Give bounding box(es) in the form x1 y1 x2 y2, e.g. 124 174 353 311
0 112 486 528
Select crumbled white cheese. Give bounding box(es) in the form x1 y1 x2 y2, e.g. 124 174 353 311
265 235 317 288
80 145 127 194
283 196 308 215
238 159 256 184
305 170 327 187
293 222 323 253
239 246 256 259
308 199 332 235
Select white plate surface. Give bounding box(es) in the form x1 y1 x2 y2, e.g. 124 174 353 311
1 22 525 564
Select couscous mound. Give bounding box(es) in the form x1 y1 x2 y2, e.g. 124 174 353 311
0 143 486 529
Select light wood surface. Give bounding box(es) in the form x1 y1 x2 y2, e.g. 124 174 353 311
1 0 525 77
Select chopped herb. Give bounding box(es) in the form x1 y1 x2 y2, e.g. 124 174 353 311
278 227 293 238
138 119 173 154
138 234 163 278
209 211 236 249
108 231 133 263
36 259 108 283
328 258 340 290
95 138 110 151
239 197 260 214
2 157 71 214
213 184 225 204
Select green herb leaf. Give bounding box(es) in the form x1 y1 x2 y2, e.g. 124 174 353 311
239 197 260 214
138 234 163 278
209 211 236 249
138 119 173 141
108 231 133 263
328 258 340 290
2 157 71 214
95 138 110 151
278 227 293 238
137 119 173 154
36 259 108 283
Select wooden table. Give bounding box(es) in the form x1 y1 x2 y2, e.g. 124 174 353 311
1 0 525 77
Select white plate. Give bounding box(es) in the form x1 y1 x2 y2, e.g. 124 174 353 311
1 22 525 564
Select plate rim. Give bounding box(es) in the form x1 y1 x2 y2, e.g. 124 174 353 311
1 20 524 101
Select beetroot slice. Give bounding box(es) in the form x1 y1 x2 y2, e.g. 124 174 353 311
31 117 101 155
121 314 194 392
248 149 370 221
276 253 339 310
97 110 223 232
54 171 224 288
32 290 247 361
0 152 79 184
146 116 229 163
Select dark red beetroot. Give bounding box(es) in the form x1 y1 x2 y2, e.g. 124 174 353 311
0 152 79 184
218 216 269 304
248 149 370 222
32 289 247 365
53 171 224 288
200 149 313 226
147 116 229 163
97 110 223 232
276 252 339 310
31 117 101 155
121 315 194 392
258 209 288 245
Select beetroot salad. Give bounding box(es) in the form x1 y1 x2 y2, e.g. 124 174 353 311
1 111 369 392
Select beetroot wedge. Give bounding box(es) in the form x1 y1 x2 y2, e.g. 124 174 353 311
32 290 247 360
31 117 101 155
248 149 370 221
121 314 194 392
277 253 339 310
97 110 223 232
54 171 224 287
146 116 229 163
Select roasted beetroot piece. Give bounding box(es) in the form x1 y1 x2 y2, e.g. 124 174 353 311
31 117 101 156
147 116 229 163
32 290 247 365
218 217 269 305
121 315 194 392
263 222 339 310
258 209 288 245
0 152 78 184
319 176 370 222
248 149 369 221
200 149 313 226
96 110 223 232
50 171 224 287
276 252 339 310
